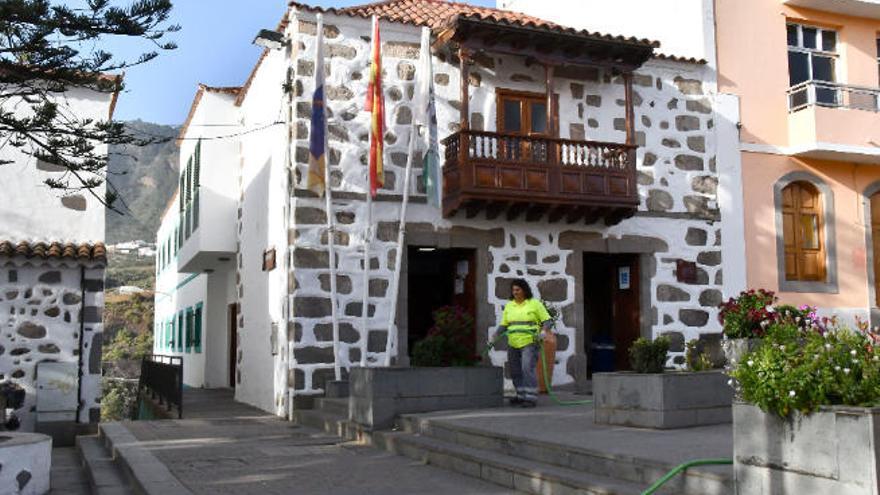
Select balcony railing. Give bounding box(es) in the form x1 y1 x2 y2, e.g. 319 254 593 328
442 130 637 223
788 81 880 112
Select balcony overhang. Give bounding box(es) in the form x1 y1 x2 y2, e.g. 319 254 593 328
433 16 657 73
783 0 880 19
789 142 880 164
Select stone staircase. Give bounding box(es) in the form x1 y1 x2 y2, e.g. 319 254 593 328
75 423 192 495
294 395 732 495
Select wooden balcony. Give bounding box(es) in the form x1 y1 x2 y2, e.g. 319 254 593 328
442 130 638 224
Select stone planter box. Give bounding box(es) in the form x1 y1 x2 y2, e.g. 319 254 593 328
349 366 503 430
734 402 880 495
593 371 733 429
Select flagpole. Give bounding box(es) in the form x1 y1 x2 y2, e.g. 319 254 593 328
312 14 342 382
360 16 378 367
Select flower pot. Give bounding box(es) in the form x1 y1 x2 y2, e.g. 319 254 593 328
734 402 880 494
537 333 556 393
721 338 762 368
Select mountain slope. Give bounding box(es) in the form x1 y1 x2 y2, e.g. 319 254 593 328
106 120 180 244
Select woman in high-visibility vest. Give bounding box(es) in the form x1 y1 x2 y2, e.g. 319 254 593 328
496 279 553 407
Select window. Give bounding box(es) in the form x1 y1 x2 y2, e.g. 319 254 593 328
194 303 203 354
185 308 194 353
262 248 277 271
177 311 184 352
781 181 826 282
496 90 553 137
787 23 838 107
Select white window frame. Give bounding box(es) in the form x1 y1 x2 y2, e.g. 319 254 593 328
787 23 839 86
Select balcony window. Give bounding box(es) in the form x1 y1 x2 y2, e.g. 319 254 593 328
787 23 838 108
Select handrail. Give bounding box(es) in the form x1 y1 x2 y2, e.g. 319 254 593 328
136 354 184 419
441 129 637 151
787 80 880 113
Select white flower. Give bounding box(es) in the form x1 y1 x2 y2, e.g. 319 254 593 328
780 345 786 351
747 360 754 367
795 317 801 323
851 350 857 356
825 343 832 350
789 390 796 398
873 356 878 362
835 365 841 371
844 368 851 375
727 379 734 386
853 359 859 364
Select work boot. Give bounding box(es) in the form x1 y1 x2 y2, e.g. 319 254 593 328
508 396 524 406
519 401 537 408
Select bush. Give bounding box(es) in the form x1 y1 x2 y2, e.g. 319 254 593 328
629 337 670 373
101 377 139 421
686 339 713 371
718 289 777 339
732 319 880 417
411 306 478 367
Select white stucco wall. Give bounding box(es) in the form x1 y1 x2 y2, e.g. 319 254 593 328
235 47 289 414
499 0 717 70
0 87 113 244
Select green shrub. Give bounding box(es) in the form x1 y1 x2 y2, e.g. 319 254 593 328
629 337 670 373
732 321 880 417
411 306 478 367
686 339 713 371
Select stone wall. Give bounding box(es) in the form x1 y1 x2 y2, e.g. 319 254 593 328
282 11 724 398
0 258 105 431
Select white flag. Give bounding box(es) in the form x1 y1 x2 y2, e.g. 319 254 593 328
414 27 441 208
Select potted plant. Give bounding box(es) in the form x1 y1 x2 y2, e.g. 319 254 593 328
351 306 503 430
730 317 880 493
593 336 732 429
718 289 776 367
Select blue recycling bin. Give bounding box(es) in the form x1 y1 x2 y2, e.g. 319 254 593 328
591 341 616 373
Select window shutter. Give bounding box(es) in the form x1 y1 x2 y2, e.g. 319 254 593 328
194 303 203 353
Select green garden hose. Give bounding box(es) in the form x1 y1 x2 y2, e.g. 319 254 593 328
640 458 733 495
485 333 733 493
485 332 592 406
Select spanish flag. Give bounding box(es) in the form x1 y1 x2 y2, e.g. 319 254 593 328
306 15 328 197
365 15 384 198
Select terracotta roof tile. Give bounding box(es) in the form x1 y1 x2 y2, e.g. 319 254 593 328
0 240 107 262
290 0 659 48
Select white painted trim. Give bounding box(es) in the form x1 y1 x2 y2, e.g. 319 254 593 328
740 141 880 159
716 93 747 298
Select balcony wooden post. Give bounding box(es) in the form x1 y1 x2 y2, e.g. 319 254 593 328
545 63 557 165
623 71 637 188
459 48 470 132
623 72 635 146
458 48 471 191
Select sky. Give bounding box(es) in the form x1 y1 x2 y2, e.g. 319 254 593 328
106 0 495 126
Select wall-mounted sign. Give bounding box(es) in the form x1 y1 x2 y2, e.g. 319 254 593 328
618 266 631 290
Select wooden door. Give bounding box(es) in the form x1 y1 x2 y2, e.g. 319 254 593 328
228 303 238 388
872 193 880 306
611 255 640 371
496 90 554 162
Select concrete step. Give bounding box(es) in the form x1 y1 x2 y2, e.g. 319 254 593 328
374 430 650 495
398 416 731 495
75 435 134 494
98 422 193 495
314 397 349 417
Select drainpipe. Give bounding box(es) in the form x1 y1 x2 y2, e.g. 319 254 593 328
75 265 86 423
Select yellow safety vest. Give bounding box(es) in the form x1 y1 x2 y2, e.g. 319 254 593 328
501 299 551 349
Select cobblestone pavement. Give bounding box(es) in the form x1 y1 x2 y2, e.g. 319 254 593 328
50 447 91 495
121 389 517 494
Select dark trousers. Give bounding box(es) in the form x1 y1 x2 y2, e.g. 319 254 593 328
508 344 539 403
